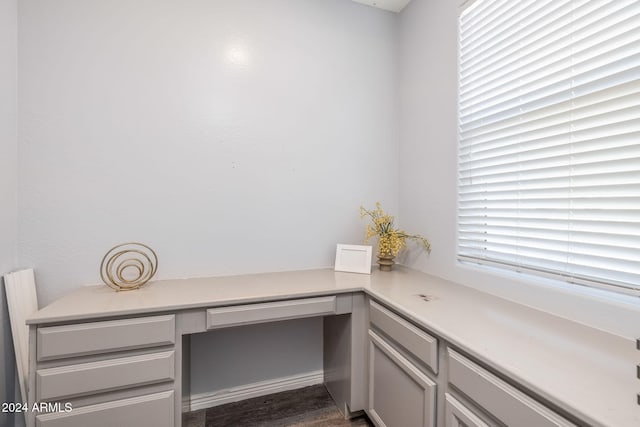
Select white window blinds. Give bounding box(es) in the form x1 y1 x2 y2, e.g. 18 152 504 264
457 0 640 294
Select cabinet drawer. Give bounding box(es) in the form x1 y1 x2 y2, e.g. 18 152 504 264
37 315 175 361
447 349 575 427
369 300 438 374
36 351 175 400
36 390 174 427
206 296 337 329
445 393 490 427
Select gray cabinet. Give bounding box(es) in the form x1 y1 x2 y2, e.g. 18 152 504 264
369 300 438 374
36 351 175 400
30 315 177 427
444 393 490 427
206 295 342 329
35 390 174 427
36 315 175 361
368 329 436 427
365 297 580 427
29 294 361 427
447 349 575 427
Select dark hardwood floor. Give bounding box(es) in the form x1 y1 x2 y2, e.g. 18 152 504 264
183 385 373 427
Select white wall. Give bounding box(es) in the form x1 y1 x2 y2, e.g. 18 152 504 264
397 0 640 340
18 0 399 399
18 0 399 304
0 0 17 267
0 0 19 423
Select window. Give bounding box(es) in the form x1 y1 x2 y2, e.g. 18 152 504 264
457 0 640 295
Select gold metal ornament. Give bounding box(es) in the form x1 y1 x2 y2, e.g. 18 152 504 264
100 242 158 291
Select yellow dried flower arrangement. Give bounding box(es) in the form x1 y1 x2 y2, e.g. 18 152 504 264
360 203 431 270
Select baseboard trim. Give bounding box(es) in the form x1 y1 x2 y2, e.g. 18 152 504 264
189 370 324 412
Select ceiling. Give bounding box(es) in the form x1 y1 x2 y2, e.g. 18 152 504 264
351 0 412 13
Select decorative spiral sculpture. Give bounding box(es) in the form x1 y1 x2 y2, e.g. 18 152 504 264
100 242 158 291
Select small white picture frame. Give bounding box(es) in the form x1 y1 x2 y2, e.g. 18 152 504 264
334 244 373 274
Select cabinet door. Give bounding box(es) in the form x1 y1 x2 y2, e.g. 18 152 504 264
445 393 490 427
368 330 436 427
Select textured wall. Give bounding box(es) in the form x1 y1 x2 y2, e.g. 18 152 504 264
18 0 399 398
0 0 19 424
18 0 399 305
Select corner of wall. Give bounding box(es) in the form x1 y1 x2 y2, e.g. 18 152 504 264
0 0 20 420
392 0 640 340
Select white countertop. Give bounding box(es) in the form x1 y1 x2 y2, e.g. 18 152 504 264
28 267 639 426
27 269 365 324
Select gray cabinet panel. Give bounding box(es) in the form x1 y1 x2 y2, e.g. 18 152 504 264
35 390 174 427
368 330 436 427
369 300 438 374
37 315 175 361
447 349 575 427
323 294 367 416
37 351 175 400
206 296 338 329
445 393 490 427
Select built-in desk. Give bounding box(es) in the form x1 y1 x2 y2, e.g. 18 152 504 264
26 269 369 427
26 268 639 427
